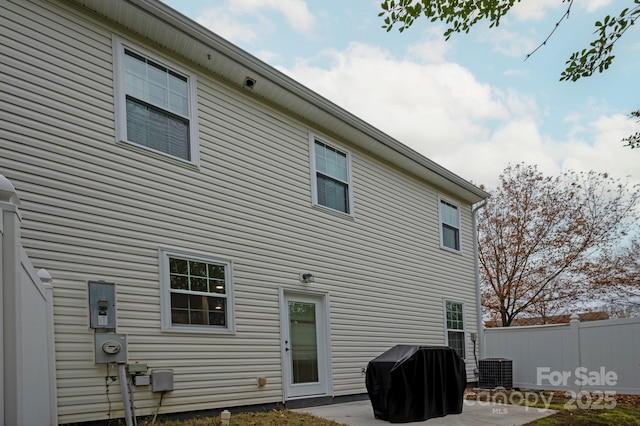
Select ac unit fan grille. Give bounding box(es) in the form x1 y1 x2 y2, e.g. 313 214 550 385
479 358 512 389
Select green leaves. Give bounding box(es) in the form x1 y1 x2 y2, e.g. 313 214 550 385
560 2 640 82
623 110 640 149
378 0 520 37
379 0 639 83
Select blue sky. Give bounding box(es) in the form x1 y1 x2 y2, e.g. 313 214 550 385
160 0 639 188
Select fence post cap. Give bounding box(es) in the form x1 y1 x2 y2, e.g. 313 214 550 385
570 313 580 322
38 268 53 284
0 174 20 205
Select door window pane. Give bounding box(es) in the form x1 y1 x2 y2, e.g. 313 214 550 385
288 301 319 384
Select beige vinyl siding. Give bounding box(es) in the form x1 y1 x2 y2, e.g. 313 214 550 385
1 0 481 422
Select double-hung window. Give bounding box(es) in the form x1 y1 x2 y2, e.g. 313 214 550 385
114 37 198 163
445 300 465 359
160 249 234 333
440 199 461 251
311 135 353 214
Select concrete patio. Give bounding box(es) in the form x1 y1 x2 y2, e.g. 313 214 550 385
293 399 556 425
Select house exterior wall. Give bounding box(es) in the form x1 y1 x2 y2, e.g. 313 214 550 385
1 0 482 423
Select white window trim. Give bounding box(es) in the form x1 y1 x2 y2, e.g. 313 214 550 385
443 299 466 360
309 133 354 216
159 248 235 334
438 196 462 253
113 35 200 165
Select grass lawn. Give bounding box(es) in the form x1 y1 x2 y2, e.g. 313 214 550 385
132 390 639 425
136 410 347 426
524 393 640 426
466 389 640 426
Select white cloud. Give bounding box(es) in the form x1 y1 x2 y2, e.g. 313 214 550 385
253 49 280 64
196 7 267 43
228 0 316 33
283 43 508 145
560 114 639 181
510 0 563 21
504 68 529 77
278 42 640 189
477 27 538 58
194 0 316 44
406 27 451 63
563 113 582 123
579 0 613 13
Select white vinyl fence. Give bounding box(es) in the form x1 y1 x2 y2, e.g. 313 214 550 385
485 314 640 395
1 175 58 425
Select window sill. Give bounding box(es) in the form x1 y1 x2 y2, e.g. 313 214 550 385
117 139 201 170
161 325 236 335
312 203 355 220
439 245 463 255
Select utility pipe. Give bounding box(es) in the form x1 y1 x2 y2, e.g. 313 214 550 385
118 363 133 426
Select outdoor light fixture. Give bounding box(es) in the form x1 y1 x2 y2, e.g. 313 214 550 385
299 272 314 284
243 76 256 89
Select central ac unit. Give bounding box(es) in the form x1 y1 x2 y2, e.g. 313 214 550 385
478 358 512 389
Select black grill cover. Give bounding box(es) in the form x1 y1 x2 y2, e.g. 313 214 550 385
365 345 466 423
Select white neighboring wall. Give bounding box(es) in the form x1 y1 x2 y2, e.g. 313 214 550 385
485 315 640 395
0 175 58 426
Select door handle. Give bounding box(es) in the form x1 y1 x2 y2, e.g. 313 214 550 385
285 347 290 352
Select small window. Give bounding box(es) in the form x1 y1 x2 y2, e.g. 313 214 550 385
160 249 234 333
445 300 465 359
440 199 460 251
310 135 353 214
114 37 198 163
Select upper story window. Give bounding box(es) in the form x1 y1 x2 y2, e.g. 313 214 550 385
310 135 353 215
440 198 461 251
445 300 465 359
160 249 234 333
114 37 198 163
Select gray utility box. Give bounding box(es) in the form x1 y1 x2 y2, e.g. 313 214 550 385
95 333 127 364
89 281 116 329
151 369 174 392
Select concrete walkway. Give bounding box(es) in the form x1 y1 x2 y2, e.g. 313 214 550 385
293 399 556 425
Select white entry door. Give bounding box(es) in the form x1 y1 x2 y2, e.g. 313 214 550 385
281 291 330 399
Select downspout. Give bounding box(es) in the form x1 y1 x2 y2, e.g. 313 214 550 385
472 199 488 361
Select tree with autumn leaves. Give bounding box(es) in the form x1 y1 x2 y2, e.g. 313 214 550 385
478 164 640 326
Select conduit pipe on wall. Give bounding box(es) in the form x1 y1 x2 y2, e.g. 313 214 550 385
472 199 488 361
118 363 134 426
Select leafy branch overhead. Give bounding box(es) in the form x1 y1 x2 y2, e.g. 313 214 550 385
624 110 640 149
379 0 521 37
561 3 640 82
379 0 640 147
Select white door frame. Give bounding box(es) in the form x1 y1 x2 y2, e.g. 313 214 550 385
279 288 332 400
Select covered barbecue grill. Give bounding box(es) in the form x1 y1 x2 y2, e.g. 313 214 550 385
365 345 466 423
